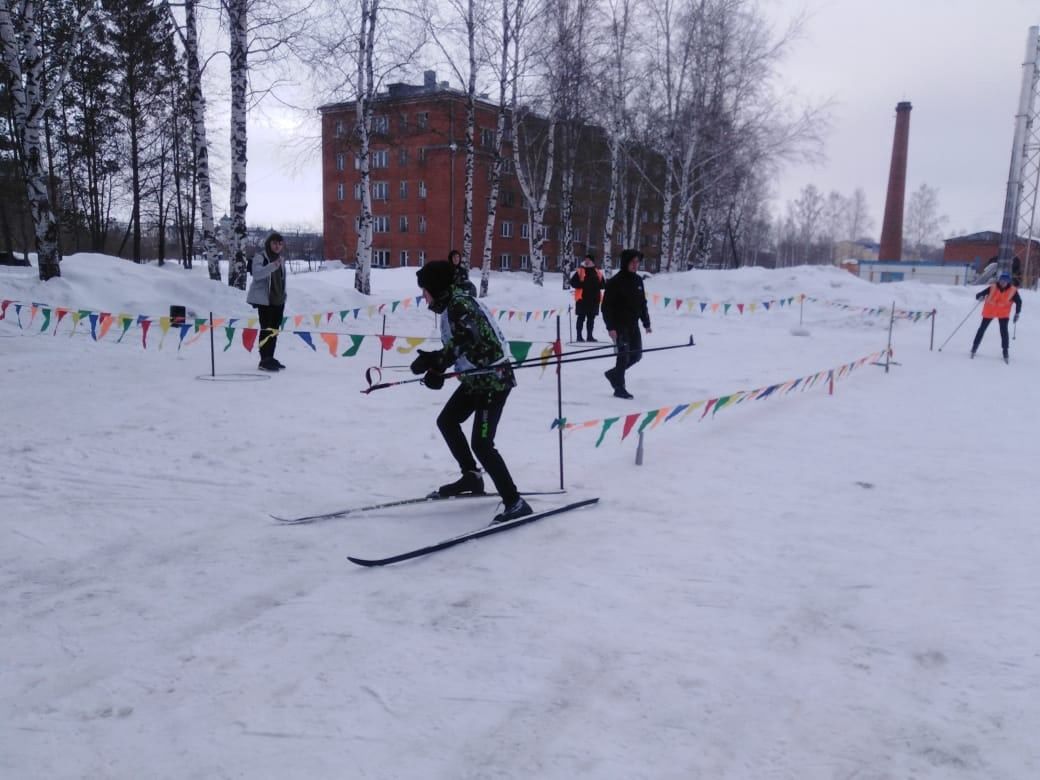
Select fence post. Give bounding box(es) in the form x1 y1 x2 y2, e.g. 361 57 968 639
930 309 936 351
635 431 645 465
379 313 386 368
555 316 565 490
209 311 216 377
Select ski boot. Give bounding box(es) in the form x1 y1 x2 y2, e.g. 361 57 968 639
492 497 533 524
433 469 485 498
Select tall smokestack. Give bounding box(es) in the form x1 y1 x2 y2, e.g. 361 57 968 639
878 101 912 261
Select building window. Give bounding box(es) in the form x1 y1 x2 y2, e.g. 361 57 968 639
372 181 389 201
372 115 389 134
418 215 427 234
419 181 427 199
371 149 389 169
481 128 494 147
520 254 530 270
373 249 390 267
336 183 345 201
521 222 530 240
335 120 344 137
398 113 408 132
399 180 408 199
502 190 515 207
398 147 408 166
418 146 427 161
499 253 511 270
501 158 513 175
353 183 363 200
336 153 345 171
418 250 427 265
400 250 409 266
399 215 408 232
574 228 583 242
501 221 513 238
373 215 389 233
416 112 429 129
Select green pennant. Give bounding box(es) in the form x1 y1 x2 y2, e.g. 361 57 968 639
340 334 365 357
40 308 52 332
637 410 659 433
224 326 236 351
508 340 533 362
595 417 620 448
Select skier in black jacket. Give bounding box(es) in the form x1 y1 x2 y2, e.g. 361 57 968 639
411 260 532 524
568 253 605 341
601 249 652 399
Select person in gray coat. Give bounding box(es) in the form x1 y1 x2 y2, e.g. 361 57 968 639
246 232 287 371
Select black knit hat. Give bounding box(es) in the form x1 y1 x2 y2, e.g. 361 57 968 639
416 260 455 297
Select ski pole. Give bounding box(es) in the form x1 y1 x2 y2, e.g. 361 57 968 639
937 300 982 352
361 337 696 393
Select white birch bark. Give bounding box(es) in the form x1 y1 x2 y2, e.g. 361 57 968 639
353 0 379 294
0 0 88 281
461 0 476 271
478 0 514 297
176 0 220 281
226 0 249 289
599 0 632 274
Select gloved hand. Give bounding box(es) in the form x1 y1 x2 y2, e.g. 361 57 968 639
1014 313 1020 323
422 370 445 390
410 349 440 375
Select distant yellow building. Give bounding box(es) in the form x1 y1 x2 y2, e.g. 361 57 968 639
834 239 879 262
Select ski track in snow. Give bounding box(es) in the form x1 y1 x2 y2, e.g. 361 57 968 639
2 258 1039 778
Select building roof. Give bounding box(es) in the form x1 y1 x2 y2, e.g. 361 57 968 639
944 230 1039 244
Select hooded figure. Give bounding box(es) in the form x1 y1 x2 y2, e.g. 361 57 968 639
971 271 1022 363
569 253 605 341
411 261 532 524
601 249 652 398
246 231 287 371
447 249 478 297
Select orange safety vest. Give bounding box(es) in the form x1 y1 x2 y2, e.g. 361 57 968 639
573 267 604 302
982 284 1017 319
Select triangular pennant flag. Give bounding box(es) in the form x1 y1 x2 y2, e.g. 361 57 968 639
241 328 258 352
176 323 192 349
700 302 708 312
116 315 133 342
312 313 322 328
29 304 37 326
320 332 339 355
710 303 719 313
378 335 396 351
663 297 671 308
509 341 533 363
737 303 744 314
637 410 659 434
54 308 69 333
0 299 9 320
650 407 671 429
723 303 731 315
525 312 533 322
138 318 151 348
40 307 52 333
223 326 235 351
88 313 99 340
397 337 425 353
700 398 718 419
595 417 620 448
620 413 640 441
391 300 400 312
295 331 317 351
340 334 365 357
402 298 412 310
97 313 115 341
665 405 688 422
353 308 361 319
652 294 661 305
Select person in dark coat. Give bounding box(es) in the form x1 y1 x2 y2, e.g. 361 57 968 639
569 253 605 342
971 271 1022 363
448 249 478 296
411 260 532 524
601 249 652 399
246 231 287 371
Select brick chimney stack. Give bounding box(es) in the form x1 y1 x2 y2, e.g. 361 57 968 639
878 101 912 261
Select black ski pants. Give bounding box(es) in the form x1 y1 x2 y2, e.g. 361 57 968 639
257 304 285 361
612 324 643 388
436 384 519 505
972 317 1010 354
575 309 598 339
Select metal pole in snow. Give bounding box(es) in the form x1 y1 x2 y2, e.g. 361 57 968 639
885 301 896 373
555 316 565 490
635 431 644 465
209 311 215 377
379 314 386 368
930 309 936 350
799 294 804 326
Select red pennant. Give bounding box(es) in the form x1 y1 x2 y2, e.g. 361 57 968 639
620 413 640 440
378 335 396 350
242 327 258 352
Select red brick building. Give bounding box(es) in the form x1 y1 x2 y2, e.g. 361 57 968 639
942 230 1040 286
319 71 662 272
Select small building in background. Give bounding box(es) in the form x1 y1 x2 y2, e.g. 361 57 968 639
942 230 1040 286
854 260 974 285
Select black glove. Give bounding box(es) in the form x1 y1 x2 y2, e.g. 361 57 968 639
1014 313 1020 323
410 349 440 375
422 370 445 390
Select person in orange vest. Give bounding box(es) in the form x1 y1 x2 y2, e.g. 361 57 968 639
971 271 1022 363
569 253 605 342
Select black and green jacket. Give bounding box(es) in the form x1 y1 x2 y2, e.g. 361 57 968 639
431 290 515 393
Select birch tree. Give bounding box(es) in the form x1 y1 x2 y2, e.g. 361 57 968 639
846 187 873 241
0 0 91 280
597 0 634 269
167 0 220 278
509 0 555 286
224 0 248 287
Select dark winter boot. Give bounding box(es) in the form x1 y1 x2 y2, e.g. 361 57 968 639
1003 351 1009 364
613 387 634 399
273 358 287 369
258 358 281 371
436 469 485 498
576 335 585 342
492 497 533 524
970 350 976 359
604 368 620 389
586 333 597 342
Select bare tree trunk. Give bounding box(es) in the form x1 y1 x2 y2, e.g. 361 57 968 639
0 0 86 280
461 0 476 270
174 0 219 278
478 0 514 297
600 0 632 272
353 0 379 294
226 0 249 289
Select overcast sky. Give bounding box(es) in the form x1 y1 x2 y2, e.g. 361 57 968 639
242 0 1040 243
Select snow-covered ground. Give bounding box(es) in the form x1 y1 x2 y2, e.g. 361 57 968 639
1 255 1037 779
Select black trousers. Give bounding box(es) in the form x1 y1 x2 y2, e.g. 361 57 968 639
575 309 598 339
257 304 284 360
436 384 519 505
972 317 1010 353
613 325 643 387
